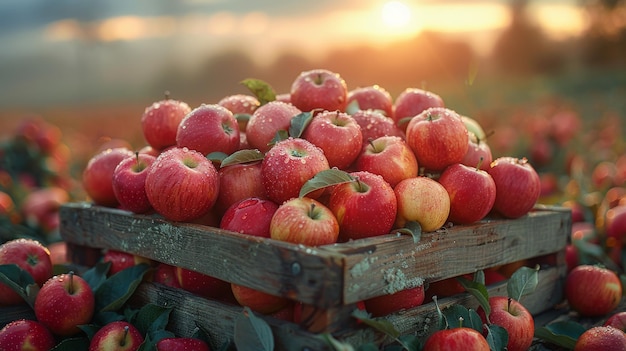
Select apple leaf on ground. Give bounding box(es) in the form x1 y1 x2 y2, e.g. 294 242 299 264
82 261 111 292
507 265 539 302
220 149 264 168
457 275 490 319
240 78 276 105
442 305 483 333
94 263 151 313
0 263 37 309
234 307 274 351
299 169 355 198
391 221 422 244
50 336 90 351
534 321 585 349
485 324 509 351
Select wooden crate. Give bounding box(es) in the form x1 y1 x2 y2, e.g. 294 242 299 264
59 202 571 349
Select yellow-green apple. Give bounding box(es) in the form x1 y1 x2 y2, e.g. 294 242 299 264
221 197 279 238
356 136 418 188
574 326 626 351
565 265 622 317
301 110 362 170
112 152 156 214
461 132 493 171
83 147 135 207
261 138 330 205
394 176 450 232
245 101 301 153
102 249 152 276
438 163 496 225
364 284 425 317
156 337 211 351
231 283 290 315
153 263 181 288
145 147 220 222
328 171 397 241
477 296 534 351
460 115 487 141
141 94 192 151
0 239 53 306
0 319 56 351
346 85 394 118
176 104 240 156
405 107 469 173
89 321 144 351
290 68 348 112
422 327 490 351
270 197 339 246
218 93 261 132
393 87 445 132
487 157 541 219
605 312 626 332
175 267 231 300
351 109 405 148
34 272 95 336
214 161 266 216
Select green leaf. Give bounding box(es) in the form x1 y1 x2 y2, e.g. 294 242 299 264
442 305 483 333
0 264 37 308
220 149 264 168
432 295 448 330
397 116 413 128
352 309 400 339
534 321 585 349
83 261 111 292
507 265 539 302
50 337 90 351
345 100 361 115
299 169 355 198
240 78 276 105
322 333 356 351
457 276 490 320
77 324 101 340
234 307 274 351
485 324 508 351
132 303 173 336
356 343 379 351
92 311 125 326
268 130 289 148
206 151 229 163
289 111 314 138
95 263 150 313
391 221 422 244
235 113 251 124
397 334 421 351
472 270 485 286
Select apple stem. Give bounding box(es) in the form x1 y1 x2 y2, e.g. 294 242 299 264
308 203 317 219
458 316 464 328
121 325 129 346
68 271 75 295
476 156 484 171
508 297 512 312
164 90 170 100
135 151 140 163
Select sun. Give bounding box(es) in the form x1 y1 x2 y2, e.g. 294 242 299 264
381 1 412 29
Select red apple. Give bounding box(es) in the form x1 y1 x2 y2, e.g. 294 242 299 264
141 94 192 150
245 101 301 153
83 147 135 207
301 110 362 170
574 326 626 351
145 147 220 222
605 312 626 332
0 190 15 215
346 85 394 118
35 272 95 336
231 283 290 315
102 249 152 276
351 109 405 148
606 205 626 241
461 132 493 171
176 104 240 156
290 68 348 113
261 138 330 205
20 186 69 233
112 152 156 214
355 136 418 188
153 263 181 288
477 296 534 351
487 157 541 219
422 327 490 351
89 321 144 351
175 267 231 300
364 284 425 317
565 265 622 317
393 87 445 131
405 107 469 173
0 239 53 306
0 319 56 351
215 161 267 215
328 171 397 241
270 197 339 246
218 93 261 132
156 337 211 351
438 163 496 225
221 197 279 238
394 176 450 232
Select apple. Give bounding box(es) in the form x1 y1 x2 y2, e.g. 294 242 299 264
461 115 487 142
346 85 394 118
328 171 397 241
35 272 95 336
394 176 450 232
422 327 490 351
606 205 626 241
605 312 626 332
20 186 69 233
356 136 418 188
156 337 211 351
487 157 541 219
565 265 622 317
145 147 220 222
0 190 15 215
221 197 279 238
245 101 302 153
176 104 240 156
112 152 156 214
592 160 618 190
102 249 152 276
290 68 348 112
89 321 144 351
301 110 362 170
351 109 405 148
477 296 534 351
141 93 192 150
0 319 56 351
218 93 261 132
48 241 69 266
175 266 231 300
231 283 290 315
393 87 445 131
83 147 135 207
364 284 425 317
574 326 626 351
270 197 339 246
153 263 181 288
261 138 330 205
461 132 493 171
405 107 469 173
0 238 53 306
214 161 267 215
438 163 496 225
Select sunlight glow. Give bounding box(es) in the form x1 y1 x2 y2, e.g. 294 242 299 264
381 1 411 29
